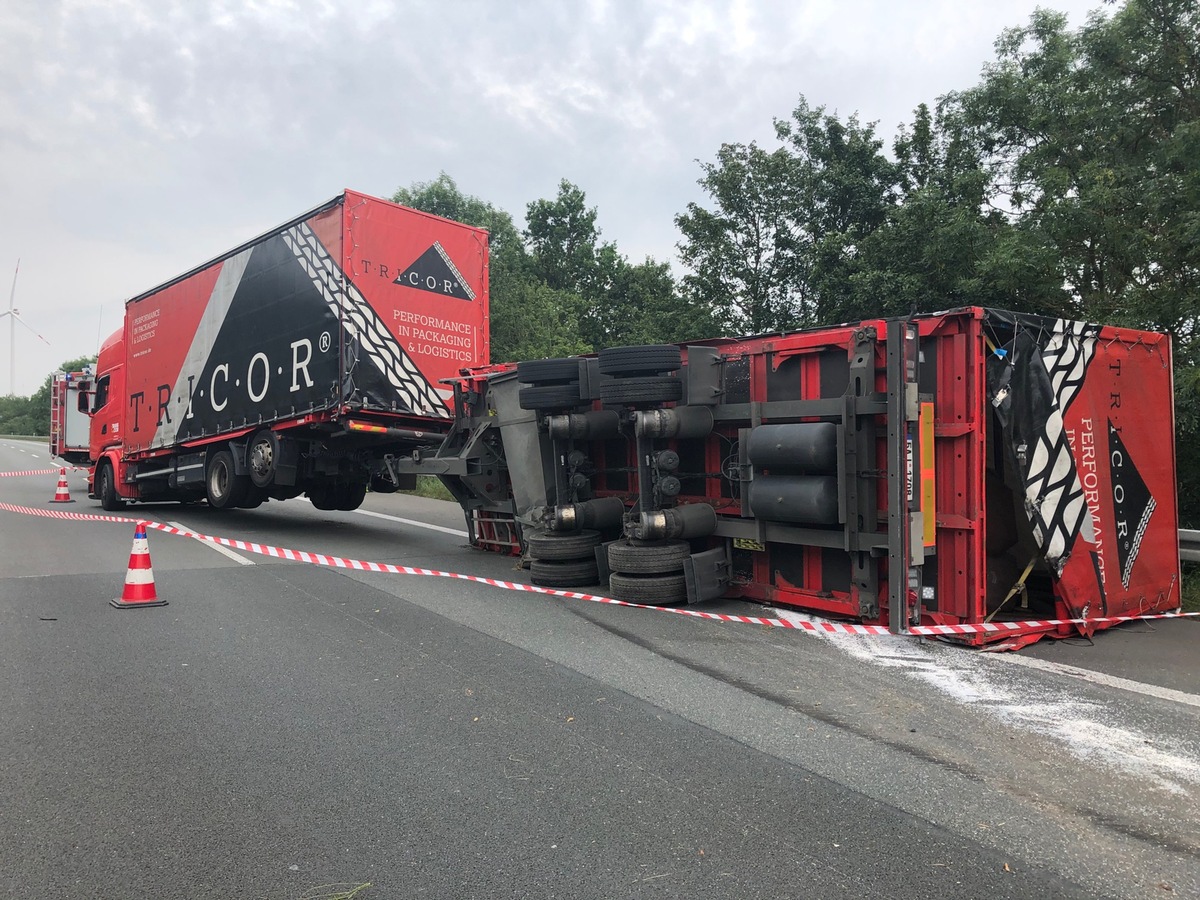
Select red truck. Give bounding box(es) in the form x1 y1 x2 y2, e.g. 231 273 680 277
82 190 488 512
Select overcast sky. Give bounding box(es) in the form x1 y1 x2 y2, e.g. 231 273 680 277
1 0 1104 396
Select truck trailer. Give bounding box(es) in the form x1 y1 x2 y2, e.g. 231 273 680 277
423 308 1180 648
78 190 489 512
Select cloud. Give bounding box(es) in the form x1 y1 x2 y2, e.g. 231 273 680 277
0 0 1103 394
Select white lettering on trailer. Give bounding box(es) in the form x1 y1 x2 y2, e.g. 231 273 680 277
211 364 230 412
152 248 251 449
290 339 314 392
247 352 270 403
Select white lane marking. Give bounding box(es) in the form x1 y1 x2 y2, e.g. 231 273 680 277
168 520 255 566
776 609 1200 794
354 507 468 538
988 652 1200 710
295 496 469 538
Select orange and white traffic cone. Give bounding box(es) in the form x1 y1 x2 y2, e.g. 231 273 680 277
49 467 75 503
110 521 167 609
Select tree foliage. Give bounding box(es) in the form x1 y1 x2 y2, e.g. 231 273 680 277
0 355 96 436
397 0 1197 518
394 174 695 360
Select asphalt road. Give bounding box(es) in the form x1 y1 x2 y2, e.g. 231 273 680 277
1 438 1197 900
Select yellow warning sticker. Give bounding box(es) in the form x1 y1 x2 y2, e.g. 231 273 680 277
733 538 766 551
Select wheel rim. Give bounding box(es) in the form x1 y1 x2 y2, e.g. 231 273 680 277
250 438 274 482
210 460 229 499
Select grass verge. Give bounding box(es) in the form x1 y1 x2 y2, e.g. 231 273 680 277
403 475 454 502
1182 563 1200 613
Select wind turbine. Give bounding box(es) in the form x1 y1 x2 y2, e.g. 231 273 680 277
1 259 51 395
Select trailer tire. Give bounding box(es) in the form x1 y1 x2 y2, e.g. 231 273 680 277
516 357 580 385
608 572 689 605
308 485 335 510
238 486 267 509
598 345 681 376
97 461 125 511
207 449 248 510
519 383 583 410
607 539 690 574
247 429 279 489
599 376 682 406
336 482 368 511
530 558 601 588
525 529 602 561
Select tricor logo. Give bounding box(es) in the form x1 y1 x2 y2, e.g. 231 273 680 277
393 242 476 301
1107 419 1155 589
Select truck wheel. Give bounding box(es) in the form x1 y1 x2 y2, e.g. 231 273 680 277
307 484 337 510
599 376 682 406
608 572 689 605
336 482 367 511
516 357 580 385
598 345 682 376
607 539 690 574
518 383 583 410
530 558 601 588
525 530 602 561
247 429 279 489
97 462 125 511
238 486 267 509
206 449 249 509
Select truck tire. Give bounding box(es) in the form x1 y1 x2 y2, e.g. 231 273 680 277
607 539 690 574
598 345 682 376
247 429 279 489
518 383 583 411
97 461 125 511
238 486 267 509
336 482 368 511
608 572 689 605
599 376 682 405
206 449 249 510
525 529 602 561
308 484 337 510
530 558 601 588
516 357 580 385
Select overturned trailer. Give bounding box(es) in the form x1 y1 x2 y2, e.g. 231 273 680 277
410 307 1180 648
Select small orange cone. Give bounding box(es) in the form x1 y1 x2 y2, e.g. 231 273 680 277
49 467 75 503
111 521 167 609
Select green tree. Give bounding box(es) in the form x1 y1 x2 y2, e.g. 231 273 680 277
525 180 694 351
849 101 1068 319
774 98 898 325
676 141 802 334
0 355 96 436
677 98 898 334
958 1 1200 359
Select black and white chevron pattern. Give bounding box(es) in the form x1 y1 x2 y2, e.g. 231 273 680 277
1022 319 1099 573
282 223 450 418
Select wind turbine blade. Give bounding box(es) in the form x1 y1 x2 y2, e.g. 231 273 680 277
12 310 50 345
7 258 17 314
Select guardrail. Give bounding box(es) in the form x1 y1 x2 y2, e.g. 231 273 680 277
1182 529 1200 564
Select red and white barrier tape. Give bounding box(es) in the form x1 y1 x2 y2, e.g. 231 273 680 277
0 468 61 478
0 498 1194 636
